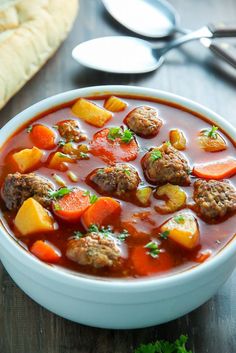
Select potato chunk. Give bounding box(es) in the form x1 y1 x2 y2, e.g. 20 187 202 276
72 98 112 127
169 129 186 150
161 213 199 249
104 96 127 112
198 133 227 152
12 147 43 172
136 187 152 206
15 198 54 236
48 152 75 171
155 184 186 213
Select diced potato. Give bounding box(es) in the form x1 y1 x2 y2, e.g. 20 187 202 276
161 213 199 249
104 96 127 112
12 146 43 172
169 129 186 150
198 133 227 152
155 184 186 213
62 143 89 159
72 98 112 127
136 187 152 206
48 152 75 171
15 198 54 236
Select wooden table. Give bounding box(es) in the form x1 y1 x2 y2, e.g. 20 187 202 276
0 0 235 352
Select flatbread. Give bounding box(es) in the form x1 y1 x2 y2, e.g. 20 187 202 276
0 0 78 109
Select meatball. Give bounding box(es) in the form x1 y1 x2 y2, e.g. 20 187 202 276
142 143 190 186
193 179 236 221
66 233 121 268
125 106 162 137
57 120 86 142
89 164 140 195
2 172 54 210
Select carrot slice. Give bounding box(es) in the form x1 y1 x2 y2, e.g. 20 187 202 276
90 128 138 163
30 240 61 263
131 246 174 276
30 124 56 150
52 189 90 221
193 158 236 179
82 197 121 229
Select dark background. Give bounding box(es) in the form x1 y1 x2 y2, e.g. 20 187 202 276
0 0 236 352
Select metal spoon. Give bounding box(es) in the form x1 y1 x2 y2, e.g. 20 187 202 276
72 25 236 73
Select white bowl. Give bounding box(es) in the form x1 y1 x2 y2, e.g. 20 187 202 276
0 86 235 329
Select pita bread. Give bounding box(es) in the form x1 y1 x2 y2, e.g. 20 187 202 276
0 0 78 109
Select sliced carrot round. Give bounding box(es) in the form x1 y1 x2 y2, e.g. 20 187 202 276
131 246 174 276
193 158 236 180
82 197 121 229
52 188 90 221
90 128 138 163
30 124 56 150
30 240 61 263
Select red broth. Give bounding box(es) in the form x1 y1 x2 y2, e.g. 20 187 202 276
0 95 235 279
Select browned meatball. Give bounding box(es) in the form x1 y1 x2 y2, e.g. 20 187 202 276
66 233 121 268
125 106 162 137
193 179 236 221
89 164 140 195
57 120 86 142
2 172 54 210
142 143 190 186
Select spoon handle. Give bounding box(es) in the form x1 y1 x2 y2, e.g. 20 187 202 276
208 23 236 37
209 42 236 68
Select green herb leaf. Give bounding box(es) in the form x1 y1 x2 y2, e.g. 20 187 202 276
150 150 162 162
80 152 89 159
124 168 131 176
58 140 66 147
174 215 185 224
53 203 61 211
73 231 83 239
83 190 90 196
117 229 129 242
107 127 122 141
144 241 160 258
90 194 98 204
203 125 218 139
134 334 192 353
165 140 171 147
97 169 105 175
49 187 71 199
88 224 99 233
159 230 170 240
26 125 33 133
121 129 133 143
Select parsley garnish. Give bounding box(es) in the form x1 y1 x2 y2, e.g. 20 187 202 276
124 168 131 176
26 125 33 133
90 194 98 204
107 127 133 144
203 125 218 139
49 187 71 199
83 190 90 196
73 231 83 239
174 215 185 224
97 169 105 175
58 152 69 158
150 150 162 162
117 229 129 242
159 230 169 240
121 129 133 143
144 241 160 258
53 203 61 211
165 140 171 146
88 224 99 233
134 334 192 353
58 140 66 147
80 152 89 159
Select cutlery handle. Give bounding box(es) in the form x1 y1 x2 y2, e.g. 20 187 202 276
209 42 236 68
208 23 236 37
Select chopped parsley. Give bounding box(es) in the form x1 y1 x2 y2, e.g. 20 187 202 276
89 194 98 204
144 241 160 258
107 126 133 144
80 152 89 159
159 230 169 240
88 224 99 233
165 140 171 146
49 187 71 199
174 215 185 224
53 203 61 211
58 140 66 147
97 169 105 175
83 190 90 196
26 125 33 133
203 125 218 139
117 229 129 242
134 334 192 353
73 231 83 239
58 152 69 158
124 168 131 176
150 150 162 162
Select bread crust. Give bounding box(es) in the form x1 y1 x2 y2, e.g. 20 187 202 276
0 0 79 109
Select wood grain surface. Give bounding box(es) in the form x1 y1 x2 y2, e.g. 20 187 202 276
0 0 236 352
